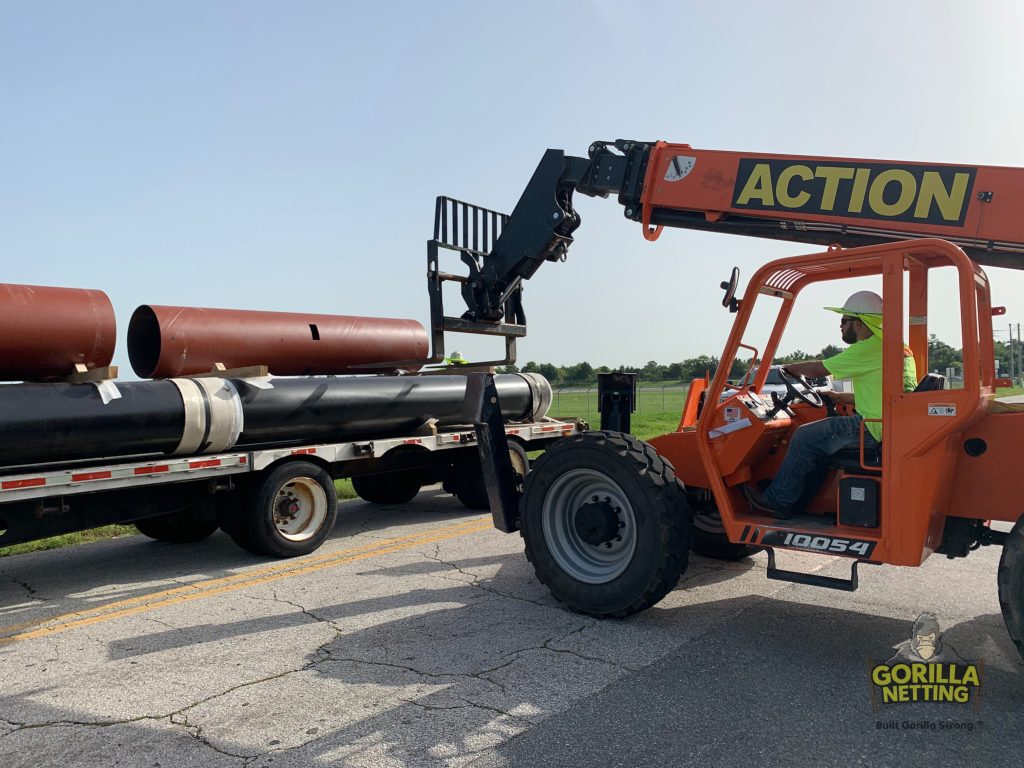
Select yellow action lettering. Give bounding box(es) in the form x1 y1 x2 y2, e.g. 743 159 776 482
914 171 970 222
814 166 856 210
775 164 813 208
735 163 775 206
849 168 871 213
869 169 917 216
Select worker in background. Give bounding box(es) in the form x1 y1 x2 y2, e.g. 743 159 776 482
744 291 917 519
444 350 468 366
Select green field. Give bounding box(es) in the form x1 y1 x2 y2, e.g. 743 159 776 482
550 386 689 441
2 384 1021 558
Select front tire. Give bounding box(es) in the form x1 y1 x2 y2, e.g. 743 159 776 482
233 461 337 557
998 516 1024 660
521 431 692 618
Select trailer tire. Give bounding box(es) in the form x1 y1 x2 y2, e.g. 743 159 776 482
521 431 691 618
235 461 337 557
135 507 220 544
692 506 760 561
449 441 529 511
352 473 421 505
998 516 1024 661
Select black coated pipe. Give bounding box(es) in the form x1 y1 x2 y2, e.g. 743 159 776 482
0 374 550 466
0 380 187 464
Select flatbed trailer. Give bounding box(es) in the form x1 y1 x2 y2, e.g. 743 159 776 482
0 417 583 557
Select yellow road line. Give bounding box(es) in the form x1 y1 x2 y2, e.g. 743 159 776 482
0 518 492 645
1 518 489 636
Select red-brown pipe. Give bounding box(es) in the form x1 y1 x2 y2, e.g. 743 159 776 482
0 283 116 381
127 305 429 378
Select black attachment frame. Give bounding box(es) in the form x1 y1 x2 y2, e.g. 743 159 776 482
598 372 637 433
463 373 521 532
357 140 654 371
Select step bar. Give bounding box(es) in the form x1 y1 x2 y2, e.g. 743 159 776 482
765 548 863 592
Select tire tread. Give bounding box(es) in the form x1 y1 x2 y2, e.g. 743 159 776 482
521 430 691 618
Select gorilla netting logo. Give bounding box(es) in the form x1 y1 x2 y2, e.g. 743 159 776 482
869 613 982 713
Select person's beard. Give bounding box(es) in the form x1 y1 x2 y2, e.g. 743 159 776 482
842 326 857 344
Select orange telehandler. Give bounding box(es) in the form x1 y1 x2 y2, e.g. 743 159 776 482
416 140 1024 659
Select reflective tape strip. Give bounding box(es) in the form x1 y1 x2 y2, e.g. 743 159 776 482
134 465 170 475
1 478 45 490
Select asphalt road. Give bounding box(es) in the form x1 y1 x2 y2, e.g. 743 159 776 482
0 488 1020 767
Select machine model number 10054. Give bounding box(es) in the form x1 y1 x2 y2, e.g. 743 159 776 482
760 530 876 557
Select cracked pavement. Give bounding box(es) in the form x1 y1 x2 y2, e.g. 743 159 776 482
0 488 1022 767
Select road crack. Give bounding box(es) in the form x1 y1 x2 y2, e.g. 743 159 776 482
421 547 555 610
0 569 43 602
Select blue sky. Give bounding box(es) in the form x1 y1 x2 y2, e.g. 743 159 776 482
3 1 1023 373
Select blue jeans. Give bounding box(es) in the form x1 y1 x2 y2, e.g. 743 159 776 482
762 415 879 513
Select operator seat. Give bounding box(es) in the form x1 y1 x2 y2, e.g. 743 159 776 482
828 373 947 474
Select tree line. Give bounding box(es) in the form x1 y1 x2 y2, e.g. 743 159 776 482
498 335 1023 386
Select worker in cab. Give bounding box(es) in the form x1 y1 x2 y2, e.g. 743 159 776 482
743 291 917 519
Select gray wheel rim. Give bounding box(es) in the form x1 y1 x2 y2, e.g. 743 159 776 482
541 468 637 584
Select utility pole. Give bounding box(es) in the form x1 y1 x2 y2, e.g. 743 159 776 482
1007 323 1015 385
1011 324 1017 385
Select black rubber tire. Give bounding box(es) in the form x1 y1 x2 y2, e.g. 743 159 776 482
692 508 761 561
352 473 422 505
450 441 529 511
997 517 1024 661
234 461 337 557
135 507 220 544
521 431 692 618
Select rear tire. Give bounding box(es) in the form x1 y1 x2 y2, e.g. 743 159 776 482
521 431 692 618
352 473 422 505
998 517 1024 660
448 441 529 511
692 506 760 561
135 506 220 544
233 461 337 557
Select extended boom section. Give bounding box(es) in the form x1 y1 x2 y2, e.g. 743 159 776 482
440 140 1024 349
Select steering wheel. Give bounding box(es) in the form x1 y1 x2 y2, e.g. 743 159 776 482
776 367 825 409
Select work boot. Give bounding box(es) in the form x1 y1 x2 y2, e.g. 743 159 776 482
742 484 793 520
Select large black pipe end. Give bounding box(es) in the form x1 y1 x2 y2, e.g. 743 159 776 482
127 305 161 379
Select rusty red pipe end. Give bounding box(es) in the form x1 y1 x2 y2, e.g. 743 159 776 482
0 283 115 380
128 305 428 378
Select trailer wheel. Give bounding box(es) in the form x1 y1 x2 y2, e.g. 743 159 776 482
521 431 692 618
135 507 220 544
449 441 529 511
352 473 422 505
692 506 760 561
236 461 337 557
998 516 1024 660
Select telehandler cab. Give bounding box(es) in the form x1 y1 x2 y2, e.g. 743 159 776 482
411 140 1024 659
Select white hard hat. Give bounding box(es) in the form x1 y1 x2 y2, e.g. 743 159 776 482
825 290 883 316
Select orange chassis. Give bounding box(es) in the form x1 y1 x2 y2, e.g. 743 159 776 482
649 238 1022 569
